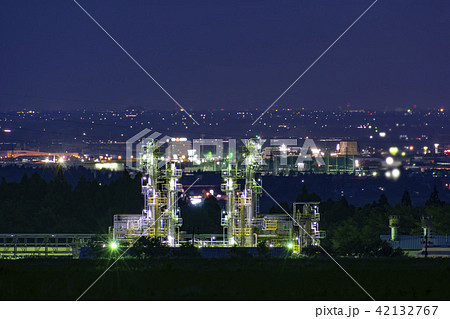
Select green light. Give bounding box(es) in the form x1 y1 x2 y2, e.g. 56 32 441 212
110 241 118 249
389 146 399 156
287 242 294 249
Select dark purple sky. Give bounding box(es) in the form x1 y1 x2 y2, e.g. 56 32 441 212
1 0 449 112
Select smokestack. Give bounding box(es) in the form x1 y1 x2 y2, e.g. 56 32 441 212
389 215 399 241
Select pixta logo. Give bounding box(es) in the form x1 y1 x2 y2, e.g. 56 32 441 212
126 129 173 170
126 129 325 171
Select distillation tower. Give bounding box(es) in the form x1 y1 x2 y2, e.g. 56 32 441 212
112 137 324 252
221 139 262 247
113 138 182 246
292 202 325 252
140 138 183 246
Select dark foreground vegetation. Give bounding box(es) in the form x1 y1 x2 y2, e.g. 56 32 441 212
1 169 449 257
1 169 449 301
0 257 449 300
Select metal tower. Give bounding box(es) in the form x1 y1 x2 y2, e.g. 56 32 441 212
293 202 325 253
220 162 241 246
139 138 182 246
221 138 262 247
389 215 400 241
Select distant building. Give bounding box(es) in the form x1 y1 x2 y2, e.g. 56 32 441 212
380 234 450 257
166 138 192 160
6 150 79 159
339 141 358 156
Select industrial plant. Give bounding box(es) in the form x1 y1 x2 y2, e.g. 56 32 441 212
111 137 325 253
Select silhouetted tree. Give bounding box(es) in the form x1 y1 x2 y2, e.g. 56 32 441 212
269 201 291 214
296 185 321 202
401 190 412 207
378 194 389 207
426 185 443 206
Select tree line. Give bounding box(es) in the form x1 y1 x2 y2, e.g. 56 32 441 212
270 185 450 256
0 169 448 258
0 168 222 234
0 168 142 233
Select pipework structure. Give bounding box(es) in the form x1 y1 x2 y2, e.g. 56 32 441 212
111 136 326 252
220 163 241 246
293 202 325 253
221 139 263 247
113 138 182 246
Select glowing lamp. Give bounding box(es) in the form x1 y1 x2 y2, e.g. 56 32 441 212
389 147 399 156
385 157 394 165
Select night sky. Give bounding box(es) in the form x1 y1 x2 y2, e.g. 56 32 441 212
1 0 449 112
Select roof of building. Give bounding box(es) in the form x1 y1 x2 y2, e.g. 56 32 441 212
380 235 450 250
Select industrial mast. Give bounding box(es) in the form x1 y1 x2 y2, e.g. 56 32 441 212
221 138 263 247
292 202 325 253
140 138 182 246
113 138 182 246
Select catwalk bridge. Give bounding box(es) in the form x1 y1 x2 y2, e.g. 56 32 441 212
0 234 95 258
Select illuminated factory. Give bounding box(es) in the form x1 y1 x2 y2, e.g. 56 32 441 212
111 137 325 253
113 138 183 246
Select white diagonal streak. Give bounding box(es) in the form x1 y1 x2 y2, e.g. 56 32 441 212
256 180 376 301
252 0 379 125
72 0 200 125
76 177 200 301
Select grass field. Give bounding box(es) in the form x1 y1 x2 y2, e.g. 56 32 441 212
0 257 449 300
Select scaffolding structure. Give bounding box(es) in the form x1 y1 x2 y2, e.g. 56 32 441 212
0 234 93 258
221 139 262 247
110 137 326 253
113 138 182 246
293 202 326 253
220 163 241 246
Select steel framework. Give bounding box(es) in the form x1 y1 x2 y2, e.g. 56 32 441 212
221 139 263 247
0 234 94 258
113 138 182 246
